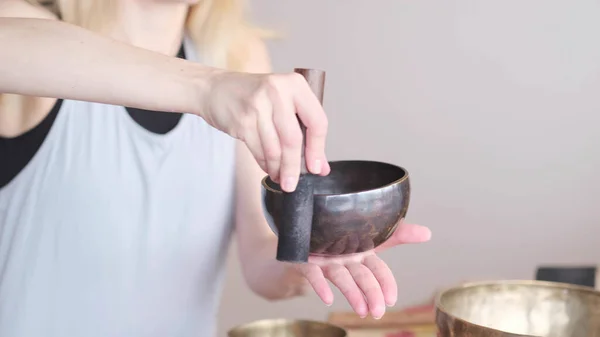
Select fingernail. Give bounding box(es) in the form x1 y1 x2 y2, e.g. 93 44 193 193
373 306 385 319
282 177 297 192
312 160 322 174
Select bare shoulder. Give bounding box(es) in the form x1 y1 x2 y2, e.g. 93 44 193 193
0 0 58 19
0 0 59 137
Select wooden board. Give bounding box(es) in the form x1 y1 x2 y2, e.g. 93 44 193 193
343 325 437 337
328 305 435 329
328 303 437 337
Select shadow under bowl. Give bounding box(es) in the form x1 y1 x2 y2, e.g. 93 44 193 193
228 319 347 337
260 160 410 256
435 280 600 337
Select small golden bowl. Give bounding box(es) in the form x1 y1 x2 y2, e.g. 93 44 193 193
435 280 600 337
228 319 347 337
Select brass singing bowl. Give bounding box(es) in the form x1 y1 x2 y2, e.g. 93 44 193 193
228 319 347 337
435 280 600 337
261 160 410 256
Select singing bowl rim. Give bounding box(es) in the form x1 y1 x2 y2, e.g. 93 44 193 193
227 318 347 336
261 160 409 197
434 279 600 337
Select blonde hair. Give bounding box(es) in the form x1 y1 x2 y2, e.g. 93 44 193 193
27 0 272 70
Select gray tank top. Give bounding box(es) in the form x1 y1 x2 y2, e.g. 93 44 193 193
0 37 236 337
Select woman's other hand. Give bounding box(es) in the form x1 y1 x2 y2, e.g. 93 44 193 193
201 71 331 192
294 221 432 319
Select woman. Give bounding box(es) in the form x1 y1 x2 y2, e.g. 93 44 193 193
0 0 431 336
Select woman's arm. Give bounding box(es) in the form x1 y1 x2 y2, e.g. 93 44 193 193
233 37 310 300
0 16 214 115
235 141 310 300
1 1 331 192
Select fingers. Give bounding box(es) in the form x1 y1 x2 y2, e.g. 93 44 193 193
293 74 330 176
272 95 303 192
270 73 330 191
362 255 397 307
243 127 268 174
376 222 432 252
240 73 330 192
346 263 386 319
259 89 282 182
323 264 369 318
296 263 334 306
308 252 397 319
394 223 432 243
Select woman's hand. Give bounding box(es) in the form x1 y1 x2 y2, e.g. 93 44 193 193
202 71 330 192
293 221 432 319
0 16 326 192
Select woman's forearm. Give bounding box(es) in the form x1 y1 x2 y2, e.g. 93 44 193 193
242 238 310 301
0 17 216 114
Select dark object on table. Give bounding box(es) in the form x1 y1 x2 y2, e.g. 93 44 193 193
275 68 325 263
435 280 600 337
536 265 598 289
228 319 347 337
262 160 410 257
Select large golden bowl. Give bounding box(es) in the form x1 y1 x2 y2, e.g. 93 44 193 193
435 280 600 337
228 319 347 337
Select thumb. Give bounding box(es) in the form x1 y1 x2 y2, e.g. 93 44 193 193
376 223 432 252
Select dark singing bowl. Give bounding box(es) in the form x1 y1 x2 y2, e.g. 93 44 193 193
228 319 347 337
260 160 410 256
436 280 600 337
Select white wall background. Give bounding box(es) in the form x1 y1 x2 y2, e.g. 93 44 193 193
218 1 600 335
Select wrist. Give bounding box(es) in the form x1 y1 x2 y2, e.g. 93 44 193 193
245 242 311 300
180 62 224 117
281 262 311 297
